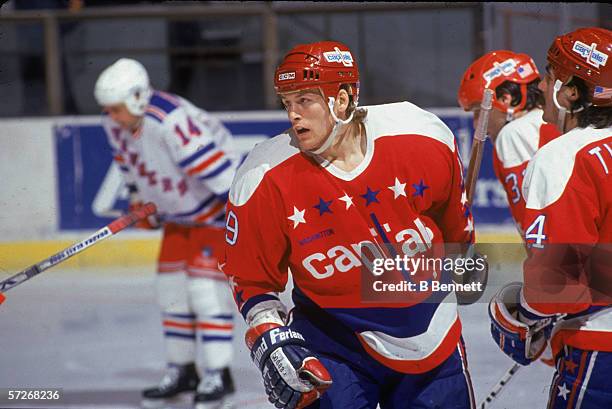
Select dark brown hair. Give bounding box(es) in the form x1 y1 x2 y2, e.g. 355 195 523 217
566 76 612 129
495 78 544 112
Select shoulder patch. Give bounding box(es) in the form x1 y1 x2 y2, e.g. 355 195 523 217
495 109 542 168
149 91 179 115
364 102 456 152
229 132 300 206
523 126 611 210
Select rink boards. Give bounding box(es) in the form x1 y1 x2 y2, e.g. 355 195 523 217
52 109 514 230
0 109 522 271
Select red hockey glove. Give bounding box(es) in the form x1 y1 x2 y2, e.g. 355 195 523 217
246 323 332 409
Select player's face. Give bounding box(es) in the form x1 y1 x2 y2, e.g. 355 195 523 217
104 104 141 131
280 90 334 151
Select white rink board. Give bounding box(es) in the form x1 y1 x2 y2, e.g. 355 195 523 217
0 113 278 242
0 119 58 240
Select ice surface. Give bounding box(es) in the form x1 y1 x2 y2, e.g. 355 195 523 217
0 267 553 408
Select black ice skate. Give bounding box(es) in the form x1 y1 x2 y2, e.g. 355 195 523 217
194 367 235 409
141 362 200 405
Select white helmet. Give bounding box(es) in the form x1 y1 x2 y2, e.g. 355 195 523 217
94 58 152 116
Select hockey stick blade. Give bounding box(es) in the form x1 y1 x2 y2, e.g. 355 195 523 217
465 88 494 205
0 202 157 298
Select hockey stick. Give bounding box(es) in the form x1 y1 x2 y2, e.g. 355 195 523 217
478 363 521 408
465 88 494 205
0 202 157 304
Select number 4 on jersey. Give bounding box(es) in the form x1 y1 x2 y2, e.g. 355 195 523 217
525 214 547 248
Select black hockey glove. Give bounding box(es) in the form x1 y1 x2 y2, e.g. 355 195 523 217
246 323 332 409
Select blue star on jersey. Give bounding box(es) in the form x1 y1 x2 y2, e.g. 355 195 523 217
361 187 380 206
314 197 333 215
287 177 464 229
412 179 429 197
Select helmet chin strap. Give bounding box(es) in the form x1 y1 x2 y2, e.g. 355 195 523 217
503 83 528 123
309 97 354 155
553 79 568 133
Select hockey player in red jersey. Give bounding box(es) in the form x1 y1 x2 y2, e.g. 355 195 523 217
223 41 477 408
489 27 612 408
458 50 560 233
94 58 236 408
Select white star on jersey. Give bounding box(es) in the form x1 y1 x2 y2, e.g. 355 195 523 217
288 206 306 228
339 193 354 209
557 383 570 400
388 177 407 199
461 190 468 206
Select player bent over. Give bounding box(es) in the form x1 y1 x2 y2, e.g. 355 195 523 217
489 27 612 408
458 50 560 234
223 41 477 408
94 58 237 408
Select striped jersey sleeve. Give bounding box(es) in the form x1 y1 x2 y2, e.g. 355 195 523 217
161 102 236 198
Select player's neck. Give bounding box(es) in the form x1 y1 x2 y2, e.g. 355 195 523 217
562 114 578 133
320 122 366 172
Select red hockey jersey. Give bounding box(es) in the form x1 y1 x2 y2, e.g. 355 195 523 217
520 125 612 356
223 102 474 373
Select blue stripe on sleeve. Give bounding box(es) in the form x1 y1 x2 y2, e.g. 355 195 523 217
145 112 163 123
198 159 232 180
149 92 178 114
179 142 216 168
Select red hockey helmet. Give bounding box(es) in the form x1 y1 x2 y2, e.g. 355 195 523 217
274 41 360 106
547 27 612 107
458 50 540 113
